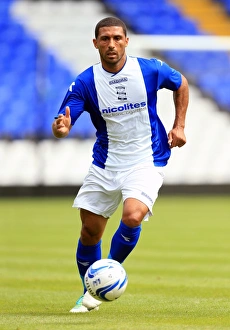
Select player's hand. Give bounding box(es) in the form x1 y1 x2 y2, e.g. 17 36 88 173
52 106 71 138
168 126 186 148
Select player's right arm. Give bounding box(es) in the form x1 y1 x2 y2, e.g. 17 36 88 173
52 106 72 138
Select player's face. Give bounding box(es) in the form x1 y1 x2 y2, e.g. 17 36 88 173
93 26 129 72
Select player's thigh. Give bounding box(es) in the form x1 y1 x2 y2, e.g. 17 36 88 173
122 197 149 227
73 165 122 218
121 163 164 219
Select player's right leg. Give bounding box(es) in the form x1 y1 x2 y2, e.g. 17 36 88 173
69 164 122 313
70 210 108 313
69 291 102 313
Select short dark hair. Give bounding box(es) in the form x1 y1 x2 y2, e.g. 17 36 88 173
95 17 127 38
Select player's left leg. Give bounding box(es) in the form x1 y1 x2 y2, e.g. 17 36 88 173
108 163 164 264
108 198 146 263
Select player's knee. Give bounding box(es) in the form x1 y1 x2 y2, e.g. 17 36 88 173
122 211 143 228
80 224 102 245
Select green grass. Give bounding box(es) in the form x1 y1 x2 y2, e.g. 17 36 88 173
0 195 230 330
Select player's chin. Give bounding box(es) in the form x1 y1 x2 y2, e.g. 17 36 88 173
106 54 118 62
56 128 66 135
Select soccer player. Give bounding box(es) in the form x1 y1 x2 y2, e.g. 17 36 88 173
52 16 189 313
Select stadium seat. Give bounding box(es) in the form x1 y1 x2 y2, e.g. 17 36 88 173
213 0 230 14
0 0 95 139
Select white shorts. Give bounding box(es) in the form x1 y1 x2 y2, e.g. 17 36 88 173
73 162 165 219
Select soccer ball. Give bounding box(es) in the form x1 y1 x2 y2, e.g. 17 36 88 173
84 259 128 302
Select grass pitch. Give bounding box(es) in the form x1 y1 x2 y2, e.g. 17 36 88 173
0 195 230 330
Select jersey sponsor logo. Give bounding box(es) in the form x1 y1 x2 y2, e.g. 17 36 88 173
101 101 146 114
109 77 128 85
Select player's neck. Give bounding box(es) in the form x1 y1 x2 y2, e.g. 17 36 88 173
101 55 127 74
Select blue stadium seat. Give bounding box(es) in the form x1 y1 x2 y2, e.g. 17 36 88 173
214 0 230 14
0 1 97 139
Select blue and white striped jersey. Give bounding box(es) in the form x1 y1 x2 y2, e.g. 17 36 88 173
58 56 182 171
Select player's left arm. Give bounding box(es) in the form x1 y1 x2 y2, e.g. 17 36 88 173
168 75 189 148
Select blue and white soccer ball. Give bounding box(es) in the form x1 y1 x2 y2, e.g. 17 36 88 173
84 259 128 302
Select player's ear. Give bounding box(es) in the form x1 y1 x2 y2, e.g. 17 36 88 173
93 39 98 49
125 37 129 47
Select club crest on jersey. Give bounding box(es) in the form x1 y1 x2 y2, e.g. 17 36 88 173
116 86 127 101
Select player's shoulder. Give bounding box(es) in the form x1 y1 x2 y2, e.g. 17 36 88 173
76 65 95 82
68 65 95 94
130 56 165 70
